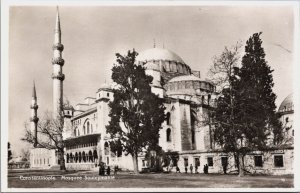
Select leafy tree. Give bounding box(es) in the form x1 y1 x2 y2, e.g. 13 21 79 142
238 32 283 147
106 49 166 174
21 148 30 162
8 142 12 161
214 32 283 176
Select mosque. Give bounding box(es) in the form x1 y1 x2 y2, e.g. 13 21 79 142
29 9 294 175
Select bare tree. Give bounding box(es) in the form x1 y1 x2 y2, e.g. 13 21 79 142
22 111 67 170
208 41 242 92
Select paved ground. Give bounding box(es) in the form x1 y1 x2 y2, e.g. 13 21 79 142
7 169 293 188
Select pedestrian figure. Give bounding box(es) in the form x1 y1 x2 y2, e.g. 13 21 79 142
176 166 181 173
101 165 104 175
190 164 193 174
195 165 198 173
205 164 209 174
114 165 118 175
203 165 206 174
102 163 106 175
99 163 105 176
185 166 188 174
107 166 111 176
223 164 227 174
98 163 101 176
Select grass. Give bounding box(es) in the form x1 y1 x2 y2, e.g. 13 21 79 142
7 169 293 188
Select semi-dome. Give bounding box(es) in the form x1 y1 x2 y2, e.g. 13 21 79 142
278 93 293 113
137 47 185 64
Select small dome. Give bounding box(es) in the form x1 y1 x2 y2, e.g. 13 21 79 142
278 93 293 112
137 47 185 64
63 104 74 110
169 75 202 83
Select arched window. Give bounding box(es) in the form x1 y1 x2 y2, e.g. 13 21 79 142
201 96 204 104
88 151 93 162
79 152 82 163
74 129 77 136
87 122 90 134
208 94 211 105
75 152 78 163
104 142 109 155
166 128 171 142
70 153 73 163
166 112 171 125
78 129 80 136
93 150 98 162
83 126 86 135
82 152 86 162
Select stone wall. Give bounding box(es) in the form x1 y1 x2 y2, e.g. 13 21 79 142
175 148 294 175
30 148 56 168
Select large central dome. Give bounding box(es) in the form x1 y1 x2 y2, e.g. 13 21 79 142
137 47 185 64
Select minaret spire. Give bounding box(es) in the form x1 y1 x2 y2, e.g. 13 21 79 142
55 6 61 43
52 6 65 117
153 38 156 48
32 80 37 99
30 81 39 147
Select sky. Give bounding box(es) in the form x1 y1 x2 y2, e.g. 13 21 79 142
7 5 295 156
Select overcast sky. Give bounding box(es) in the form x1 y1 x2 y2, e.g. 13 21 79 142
8 5 295 155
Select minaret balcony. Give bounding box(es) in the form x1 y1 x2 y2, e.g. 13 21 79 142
52 57 65 66
30 116 39 123
52 73 65 81
52 43 64 51
30 104 39 109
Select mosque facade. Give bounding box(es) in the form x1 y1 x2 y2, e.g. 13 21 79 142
29 9 294 175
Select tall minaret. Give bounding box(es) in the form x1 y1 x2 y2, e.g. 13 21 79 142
52 7 65 117
30 81 39 147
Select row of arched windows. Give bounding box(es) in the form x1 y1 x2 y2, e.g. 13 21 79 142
66 150 98 163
